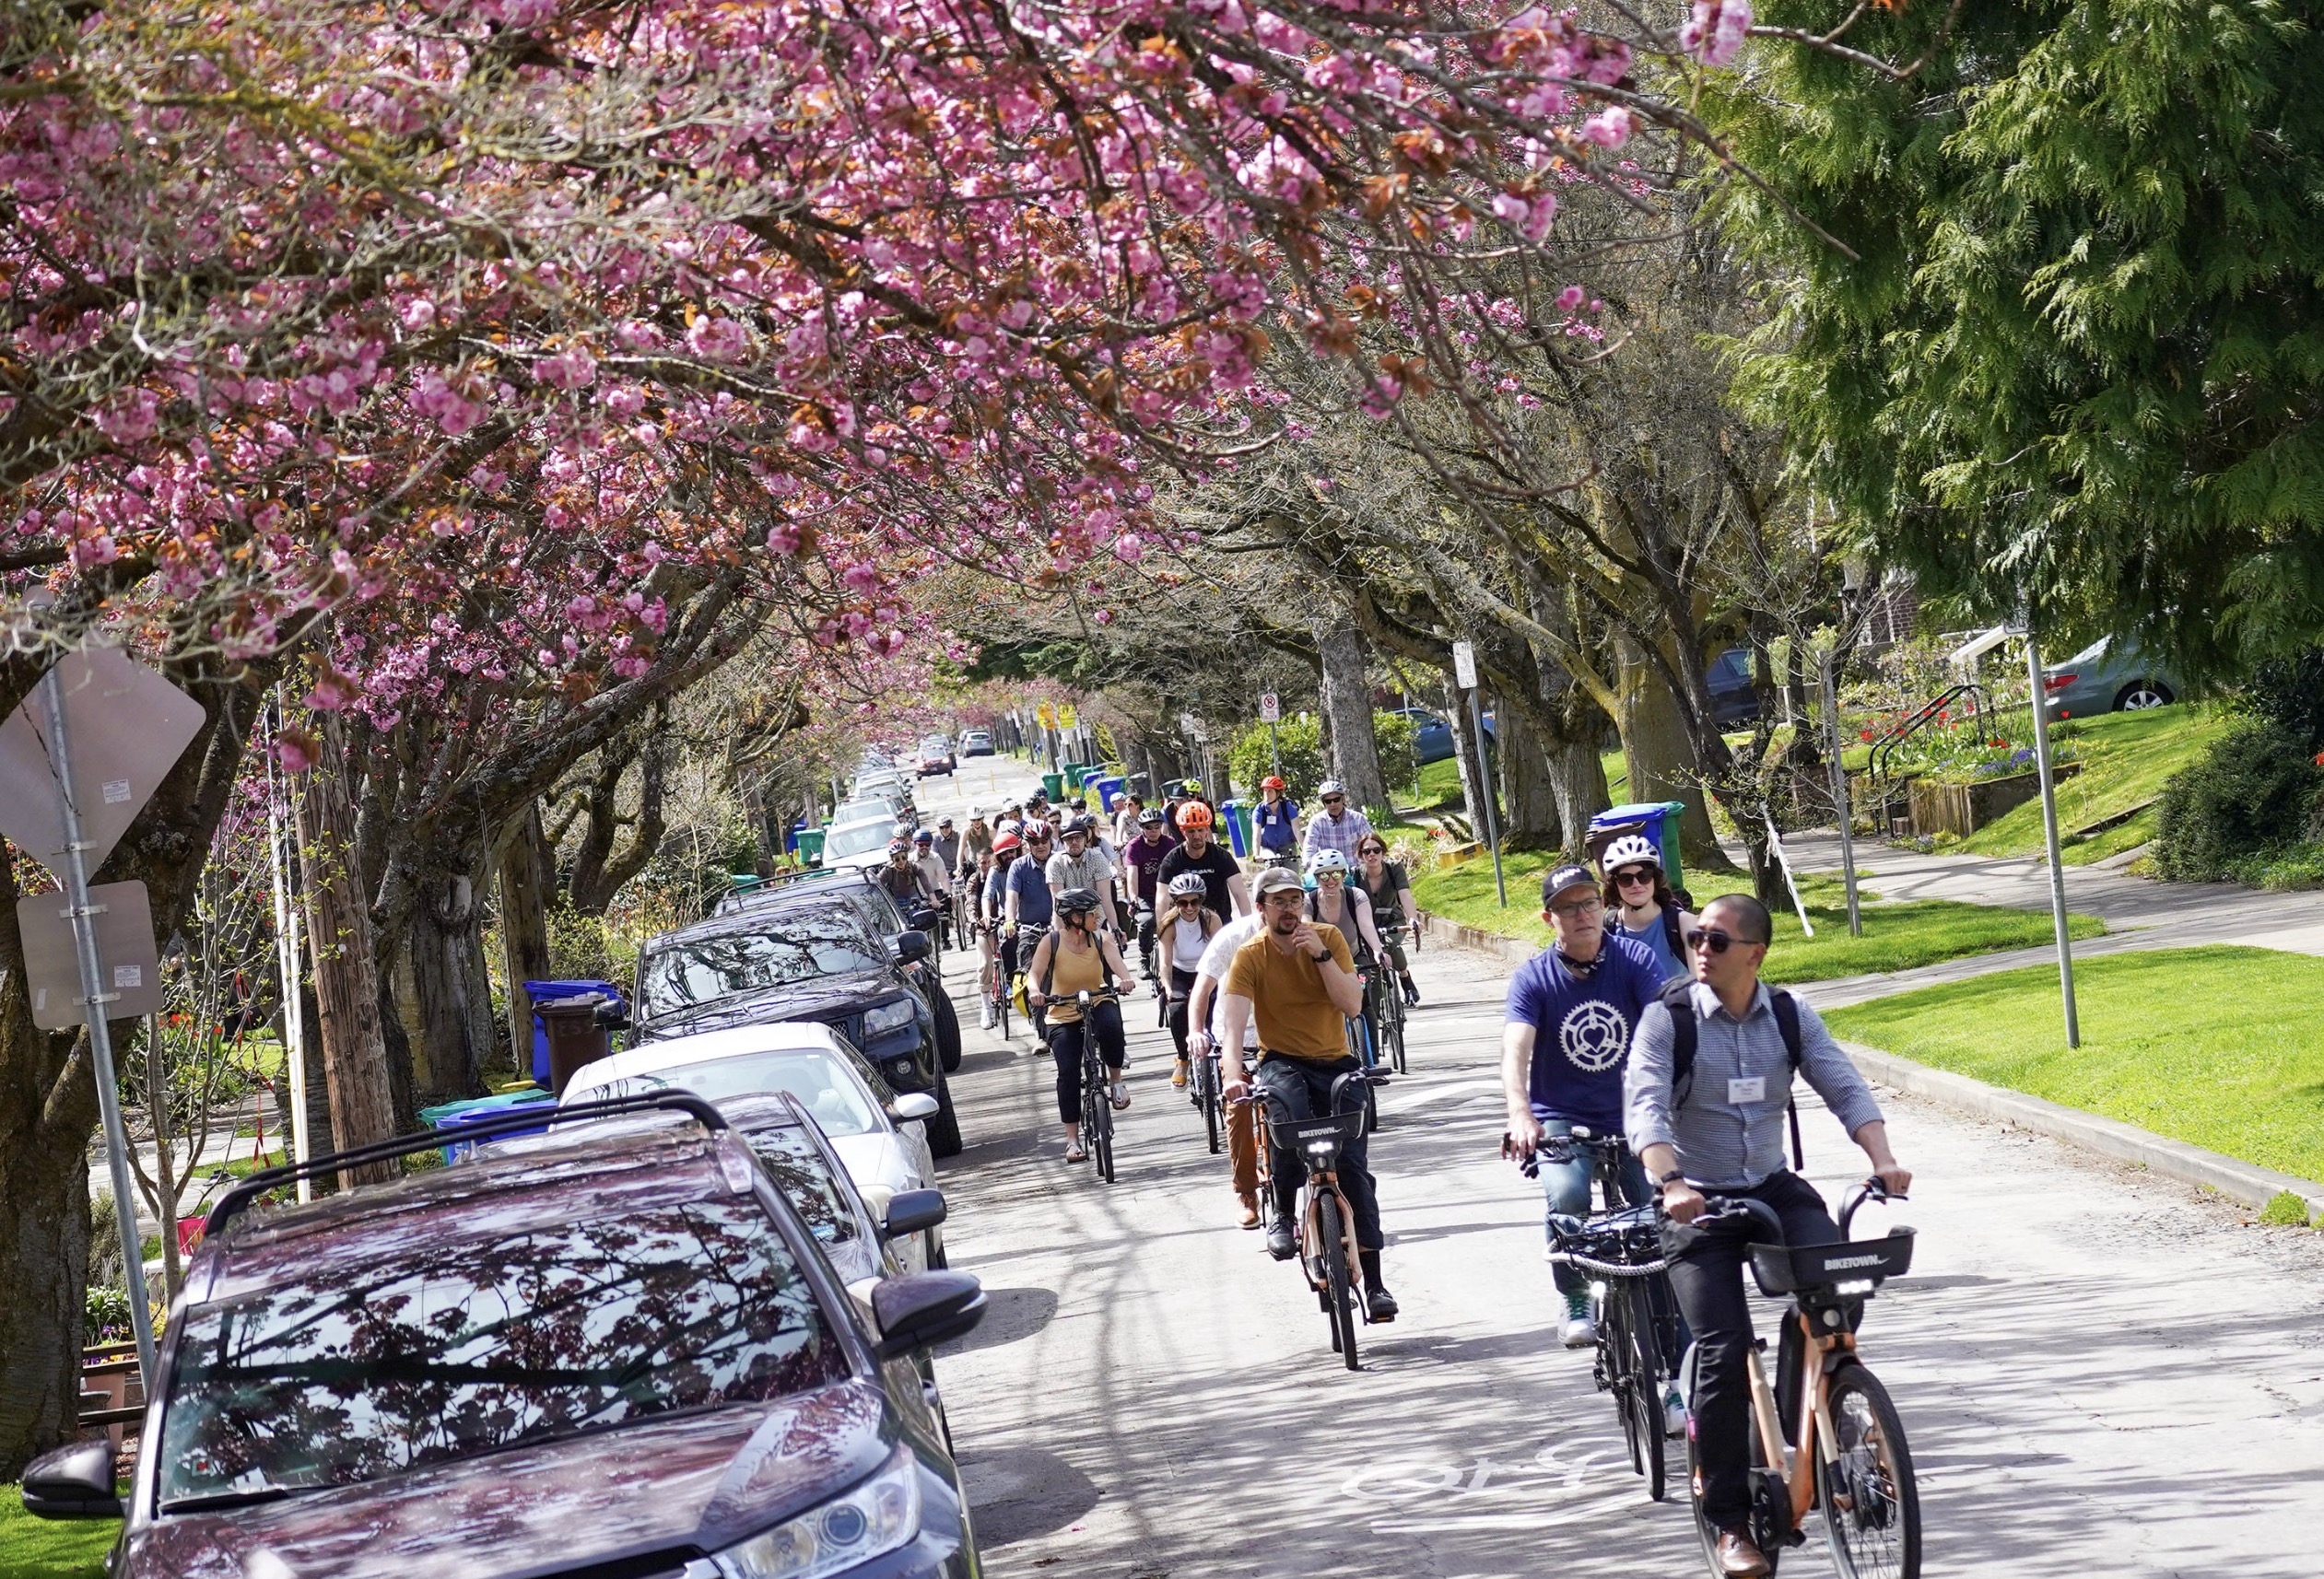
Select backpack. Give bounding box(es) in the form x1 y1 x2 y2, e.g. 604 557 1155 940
1660 978 1809 1170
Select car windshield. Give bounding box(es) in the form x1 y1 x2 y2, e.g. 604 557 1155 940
744 1127 860 1247
833 800 890 823
572 1049 883 1138
639 914 881 1019
154 1199 847 1509
824 819 899 860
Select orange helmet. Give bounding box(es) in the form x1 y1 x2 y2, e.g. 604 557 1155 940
1261 775 1286 790
1174 801 1214 830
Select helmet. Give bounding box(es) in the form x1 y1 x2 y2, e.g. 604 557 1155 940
1167 871 1210 898
1174 801 1214 830
1057 887 1102 918
992 831 1023 854
1183 778 1204 796
1317 778 1345 798
912 828 933 843
1308 848 1350 876
967 805 984 819
1261 775 1286 791
1064 814 1095 836
1600 834 1662 874
886 838 910 857
1138 807 1167 825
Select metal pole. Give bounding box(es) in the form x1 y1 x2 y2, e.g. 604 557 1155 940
1819 649 1862 938
1269 721 1281 780
41 666 158 1385
2024 632 2081 1047
264 710 312 1202
1469 686 1507 906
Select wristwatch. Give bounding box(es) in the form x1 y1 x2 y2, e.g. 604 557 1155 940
1657 1169 1686 1188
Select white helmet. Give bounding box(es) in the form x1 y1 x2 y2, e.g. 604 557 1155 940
1307 848 1350 875
1317 778 1345 798
1167 871 1210 897
997 818 1023 837
1600 834 1662 874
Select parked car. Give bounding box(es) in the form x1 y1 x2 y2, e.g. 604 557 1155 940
825 812 908 872
1708 646 1760 729
1391 704 1495 767
916 736 957 778
718 865 966 1077
559 1032 948 1270
958 730 994 757
18 1093 988 1578
631 898 963 1154
2042 636 2183 718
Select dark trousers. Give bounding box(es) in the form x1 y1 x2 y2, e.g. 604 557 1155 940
1165 966 1197 1059
1255 1055 1382 1254
1662 1171 1837 1529
1048 1001 1125 1124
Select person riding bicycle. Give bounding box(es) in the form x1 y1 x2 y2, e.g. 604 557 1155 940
1156 800 1250 924
1626 894 1911 1579
978 832 1023 1028
1252 775 1300 867
1121 805 1179 971
910 829 951 924
1045 814 1121 936
957 807 994 881
1600 833 1696 987
1298 778 1373 865
1499 863 1678 1415
1184 907 1268 1226
1155 870 1220 1090
1003 822 1057 973
1356 834 1422 1007
1111 791 1147 847
1027 887 1139 1161
1303 848 1384 965
878 838 936 907
1218 866 1398 1321
930 815 963 878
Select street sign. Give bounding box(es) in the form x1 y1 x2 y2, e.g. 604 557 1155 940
17 881 164 1030
1259 692 1280 723
1035 700 1057 728
1179 711 1196 736
0 646 205 875
1451 640 1478 690
1058 703 1077 728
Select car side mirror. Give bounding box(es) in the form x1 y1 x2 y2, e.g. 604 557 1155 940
871 1269 986 1361
20 1439 121 1520
593 1000 629 1031
881 1187 947 1240
907 906 940 931
890 1091 941 1123
889 930 931 965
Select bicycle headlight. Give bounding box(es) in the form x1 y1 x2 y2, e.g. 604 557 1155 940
863 997 917 1036
711 1445 921 1579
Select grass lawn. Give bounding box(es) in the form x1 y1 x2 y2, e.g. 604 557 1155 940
1824 947 2324 1185
0 1488 116 1579
1413 851 2105 984
1950 703 2229 861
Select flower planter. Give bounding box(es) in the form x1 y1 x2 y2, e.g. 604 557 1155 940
1907 760 2081 839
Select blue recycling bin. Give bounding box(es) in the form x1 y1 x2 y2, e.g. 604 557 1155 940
1094 775 1125 813
1586 801 1688 894
420 1088 558 1164
786 817 808 855
522 978 628 1087
1219 799 1251 859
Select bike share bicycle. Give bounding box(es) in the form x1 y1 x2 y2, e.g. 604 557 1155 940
1370 923 1411 1073
1243 1070 1371 1368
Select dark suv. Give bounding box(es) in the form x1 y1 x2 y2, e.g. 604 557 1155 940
18 1094 987 1577
634 897 963 1155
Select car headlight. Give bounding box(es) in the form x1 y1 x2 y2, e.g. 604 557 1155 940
863 998 916 1036
711 1445 921 1579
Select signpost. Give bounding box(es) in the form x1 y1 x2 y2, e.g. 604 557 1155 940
1258 692 1281 778
1819 649 1863 937
1450 642 1506 906
2022 629 2082 1047
0 648 205 1390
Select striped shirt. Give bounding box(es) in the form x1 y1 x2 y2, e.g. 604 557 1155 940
1300 806 1374 863
1624 980 1884 1190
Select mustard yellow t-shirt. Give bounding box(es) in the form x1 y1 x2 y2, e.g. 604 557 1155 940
1224 922 1356 1062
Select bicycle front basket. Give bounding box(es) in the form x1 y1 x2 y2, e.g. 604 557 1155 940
1749 1228 1915 1297
1280 1109 1365 1164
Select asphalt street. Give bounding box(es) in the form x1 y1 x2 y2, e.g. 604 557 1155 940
913 763 2324 1578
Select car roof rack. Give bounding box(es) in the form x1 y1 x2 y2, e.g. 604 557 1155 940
203 1091 730 1239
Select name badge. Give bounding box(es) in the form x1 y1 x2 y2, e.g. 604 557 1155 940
1728 1076 1766 1105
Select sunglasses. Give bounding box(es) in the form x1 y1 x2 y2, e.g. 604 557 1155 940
1174 895 1203 905
1613 868 1654 886
1686 928 1762 954
1321 795 1345 805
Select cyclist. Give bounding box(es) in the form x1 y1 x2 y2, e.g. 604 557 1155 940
1157 800 1250 923
1299 778 1374 865
1252 775 1300 867
930 815 963 878
878 838 935 907
1184 906 1268 1227
1356 834 1422 1007
1498 864 1674 1399
1304 848 1384 964
976 834 1021 1028
910 829 950 918
1154 870 1220 1089
1045 814 1121 935
1111 791 1147 847
1004 821 1057 938
1600 833 1694 987
1626 893 1910 1579
1218 866 1397 1320
957 806 995 880
1121 805 1179 971
1027 887 1139 1161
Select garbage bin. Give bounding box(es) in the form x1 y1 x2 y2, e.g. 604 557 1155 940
1094 775 1125 813
1585 801 1689 895
795 827 826 867
1062 762 1088 790
1127 771 1153 801
1219 799 1251 859
1041 771 1064 801
786 817 808 855
522 978 628 1087
421 1089 558 1164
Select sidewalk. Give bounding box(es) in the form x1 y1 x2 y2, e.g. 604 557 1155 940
1776 831 2324 1011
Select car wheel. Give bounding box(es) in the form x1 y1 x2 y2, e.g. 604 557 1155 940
926 1071 964 1158
926 1230 947 1270
2114 681 2174 710
933 988 963 1074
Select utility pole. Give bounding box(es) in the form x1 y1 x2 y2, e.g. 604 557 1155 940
2023 627 2081 1047
1819 648 1862 937
1452 642 1506 906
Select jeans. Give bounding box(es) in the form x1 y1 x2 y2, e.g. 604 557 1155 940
1255 1055 1381 1251
1048 1001 1125 1124
1662 1170 1838 1530
1165 966 1197 1059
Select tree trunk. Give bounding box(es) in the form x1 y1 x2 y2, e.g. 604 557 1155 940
1444 676 1492 844
410 870 496 1101
294 717 399 1187
1616 639 1725 869
1314 618 1390 811
1494 696 1563 850
1543 731 1611 861
496 804 554 1071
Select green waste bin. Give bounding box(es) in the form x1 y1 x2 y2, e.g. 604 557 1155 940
795 828 827 866
1041 771 1064 801
1062 762 1087 790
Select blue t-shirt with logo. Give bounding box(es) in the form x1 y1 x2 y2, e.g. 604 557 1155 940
1253 798 1299 850
1504 935 1663 1129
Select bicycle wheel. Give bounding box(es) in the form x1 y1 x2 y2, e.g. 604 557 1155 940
1086 1059 1116 1184
1199 1058 1221 1154
1622 1284 1668 1502
1316 1190 1358 1370
1385 988 1408 1074
1820 1362 1919 1579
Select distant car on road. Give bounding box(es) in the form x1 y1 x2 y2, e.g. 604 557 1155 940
916 735 957 777
22 1093 988 1579
958 730 994 757
1708 646 1760 729
2043 636 2183 719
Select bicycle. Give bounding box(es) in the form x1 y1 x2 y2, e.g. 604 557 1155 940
1186 1033 1222 1154
980 920 1013 1038
1373 923 1411 1074
1246 1070 1371 1370
1343 988 1386 1135
1518 1127 1683 1503
1682 1182 1920 1579
1060 986 1121 1185
1006 922 1050 1041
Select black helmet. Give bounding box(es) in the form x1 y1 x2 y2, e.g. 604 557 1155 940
1064 813 1096 836
1057 887 1102 918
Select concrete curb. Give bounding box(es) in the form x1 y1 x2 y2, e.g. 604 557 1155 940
1417 907 2324 1222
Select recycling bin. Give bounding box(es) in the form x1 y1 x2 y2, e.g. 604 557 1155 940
522 978 628 1087
1041 771 1064 801
1094 775 1125 813
1219 799 1251 859
794 828 826 867
422 1088 558 1164
1585 801 1688 894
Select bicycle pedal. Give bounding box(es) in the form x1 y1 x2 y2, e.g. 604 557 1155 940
1362 1070 1391 1085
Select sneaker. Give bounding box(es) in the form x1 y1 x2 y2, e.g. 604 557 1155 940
1560 1292 1597 1349
979 1002 995 1030
1170 1059 1190 1089
1403 979 1420 1007
1265 1222 1297 1260
1664 1383 1687 1438
1365 1283 1399 1322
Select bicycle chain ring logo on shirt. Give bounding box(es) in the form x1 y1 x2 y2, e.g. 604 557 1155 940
1558 1000 1629 1073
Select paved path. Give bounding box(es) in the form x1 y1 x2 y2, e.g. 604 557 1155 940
913 767 2324 1576
1778 832 2324 1010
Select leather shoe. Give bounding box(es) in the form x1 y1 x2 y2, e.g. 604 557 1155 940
1364 1283 1399 1322
1237 1193 1261 1229
1715 1529 1770 1577
1264 1222 1297 1260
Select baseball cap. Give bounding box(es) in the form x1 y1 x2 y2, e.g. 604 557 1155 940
1542 863 1598 905
1253 866 1307 900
